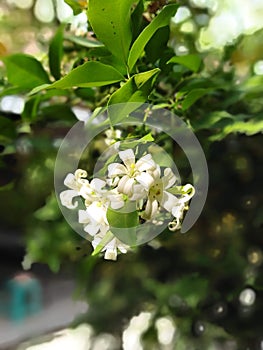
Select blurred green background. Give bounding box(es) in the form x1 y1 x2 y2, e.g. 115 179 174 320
0 1 263 349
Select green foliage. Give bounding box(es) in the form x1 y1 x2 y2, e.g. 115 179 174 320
64 34 104 48
49 25 65 80
38 61 125 90
107 201 139 245
108 68 160 124
34 194 61 221
167 54 202 73
128 4 178 71
181 88 213 110
107 202 139 229
145 273 209 308
2 54 50 89
0 116 16 141
88 0 135 72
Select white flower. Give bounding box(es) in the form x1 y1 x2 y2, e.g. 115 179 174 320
142 167 195 222
80 177 125 209
108 149 157 197
92 233 129 261
106 188 125 209
79 203 109 236
78 184 124 236
79 178 107 206
168 202 187 231
104 129 122 146
142 167 176 220
60 169 88 209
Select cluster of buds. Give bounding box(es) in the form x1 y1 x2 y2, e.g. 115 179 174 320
60 148 195 261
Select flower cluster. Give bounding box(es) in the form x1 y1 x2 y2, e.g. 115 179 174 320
60 148 195 261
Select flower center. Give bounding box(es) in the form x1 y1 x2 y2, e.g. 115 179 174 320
149 180 163 202
129 163 136 176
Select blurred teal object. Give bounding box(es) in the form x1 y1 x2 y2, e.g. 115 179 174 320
5 273 42 322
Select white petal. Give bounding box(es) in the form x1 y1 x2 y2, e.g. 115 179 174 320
104 247 117 261
118 245 128 254
117 175 133 194
181 184 195 202
74 169 88 186
135 172 154 190
168 219 181 231
90 178 106 192
86 202 106 223
150 199 159 219
109 196 125 209
108 163 127 177
100 224 110 235
106 176 120 187
91 234 102 249
60 190 79 209
162 168 177 189
150 165 161 180
84 222 100 236
78 209 90 224
64 173 78 191
161 191 179 213
115 130 122 139
130 184 147 200
125 178 136 196
136 153 156 172
144 198 158 220
172 202 185 218
79 183 93 199
75 169 87 180
119 149 135 169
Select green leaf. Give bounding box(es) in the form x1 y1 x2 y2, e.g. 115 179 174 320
0 116 16 140
191 111 263 140
209 119 263 141
167 54 202 73
49 25 65 80
128 4 178 71
2 54 50 89
108 68 160 125
21 95 41 121
145 26 170 64
48 255 61 273
40 104 77 122
178 77 216 92
29 84 51 95
0 86 27 97
86 47 112 59
120 132 154 150
181 88 212 110
173 274 209 308
65 35 104 48
241 75 263 93
0 181 14 192
191 111 234 131
30 62 124 93
107 202 139 229
88 0 135 69
131 0 145 40
106 201 139 246
75 87 95 101
34 194 60 221
64 0 85 15
92 231 114 256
